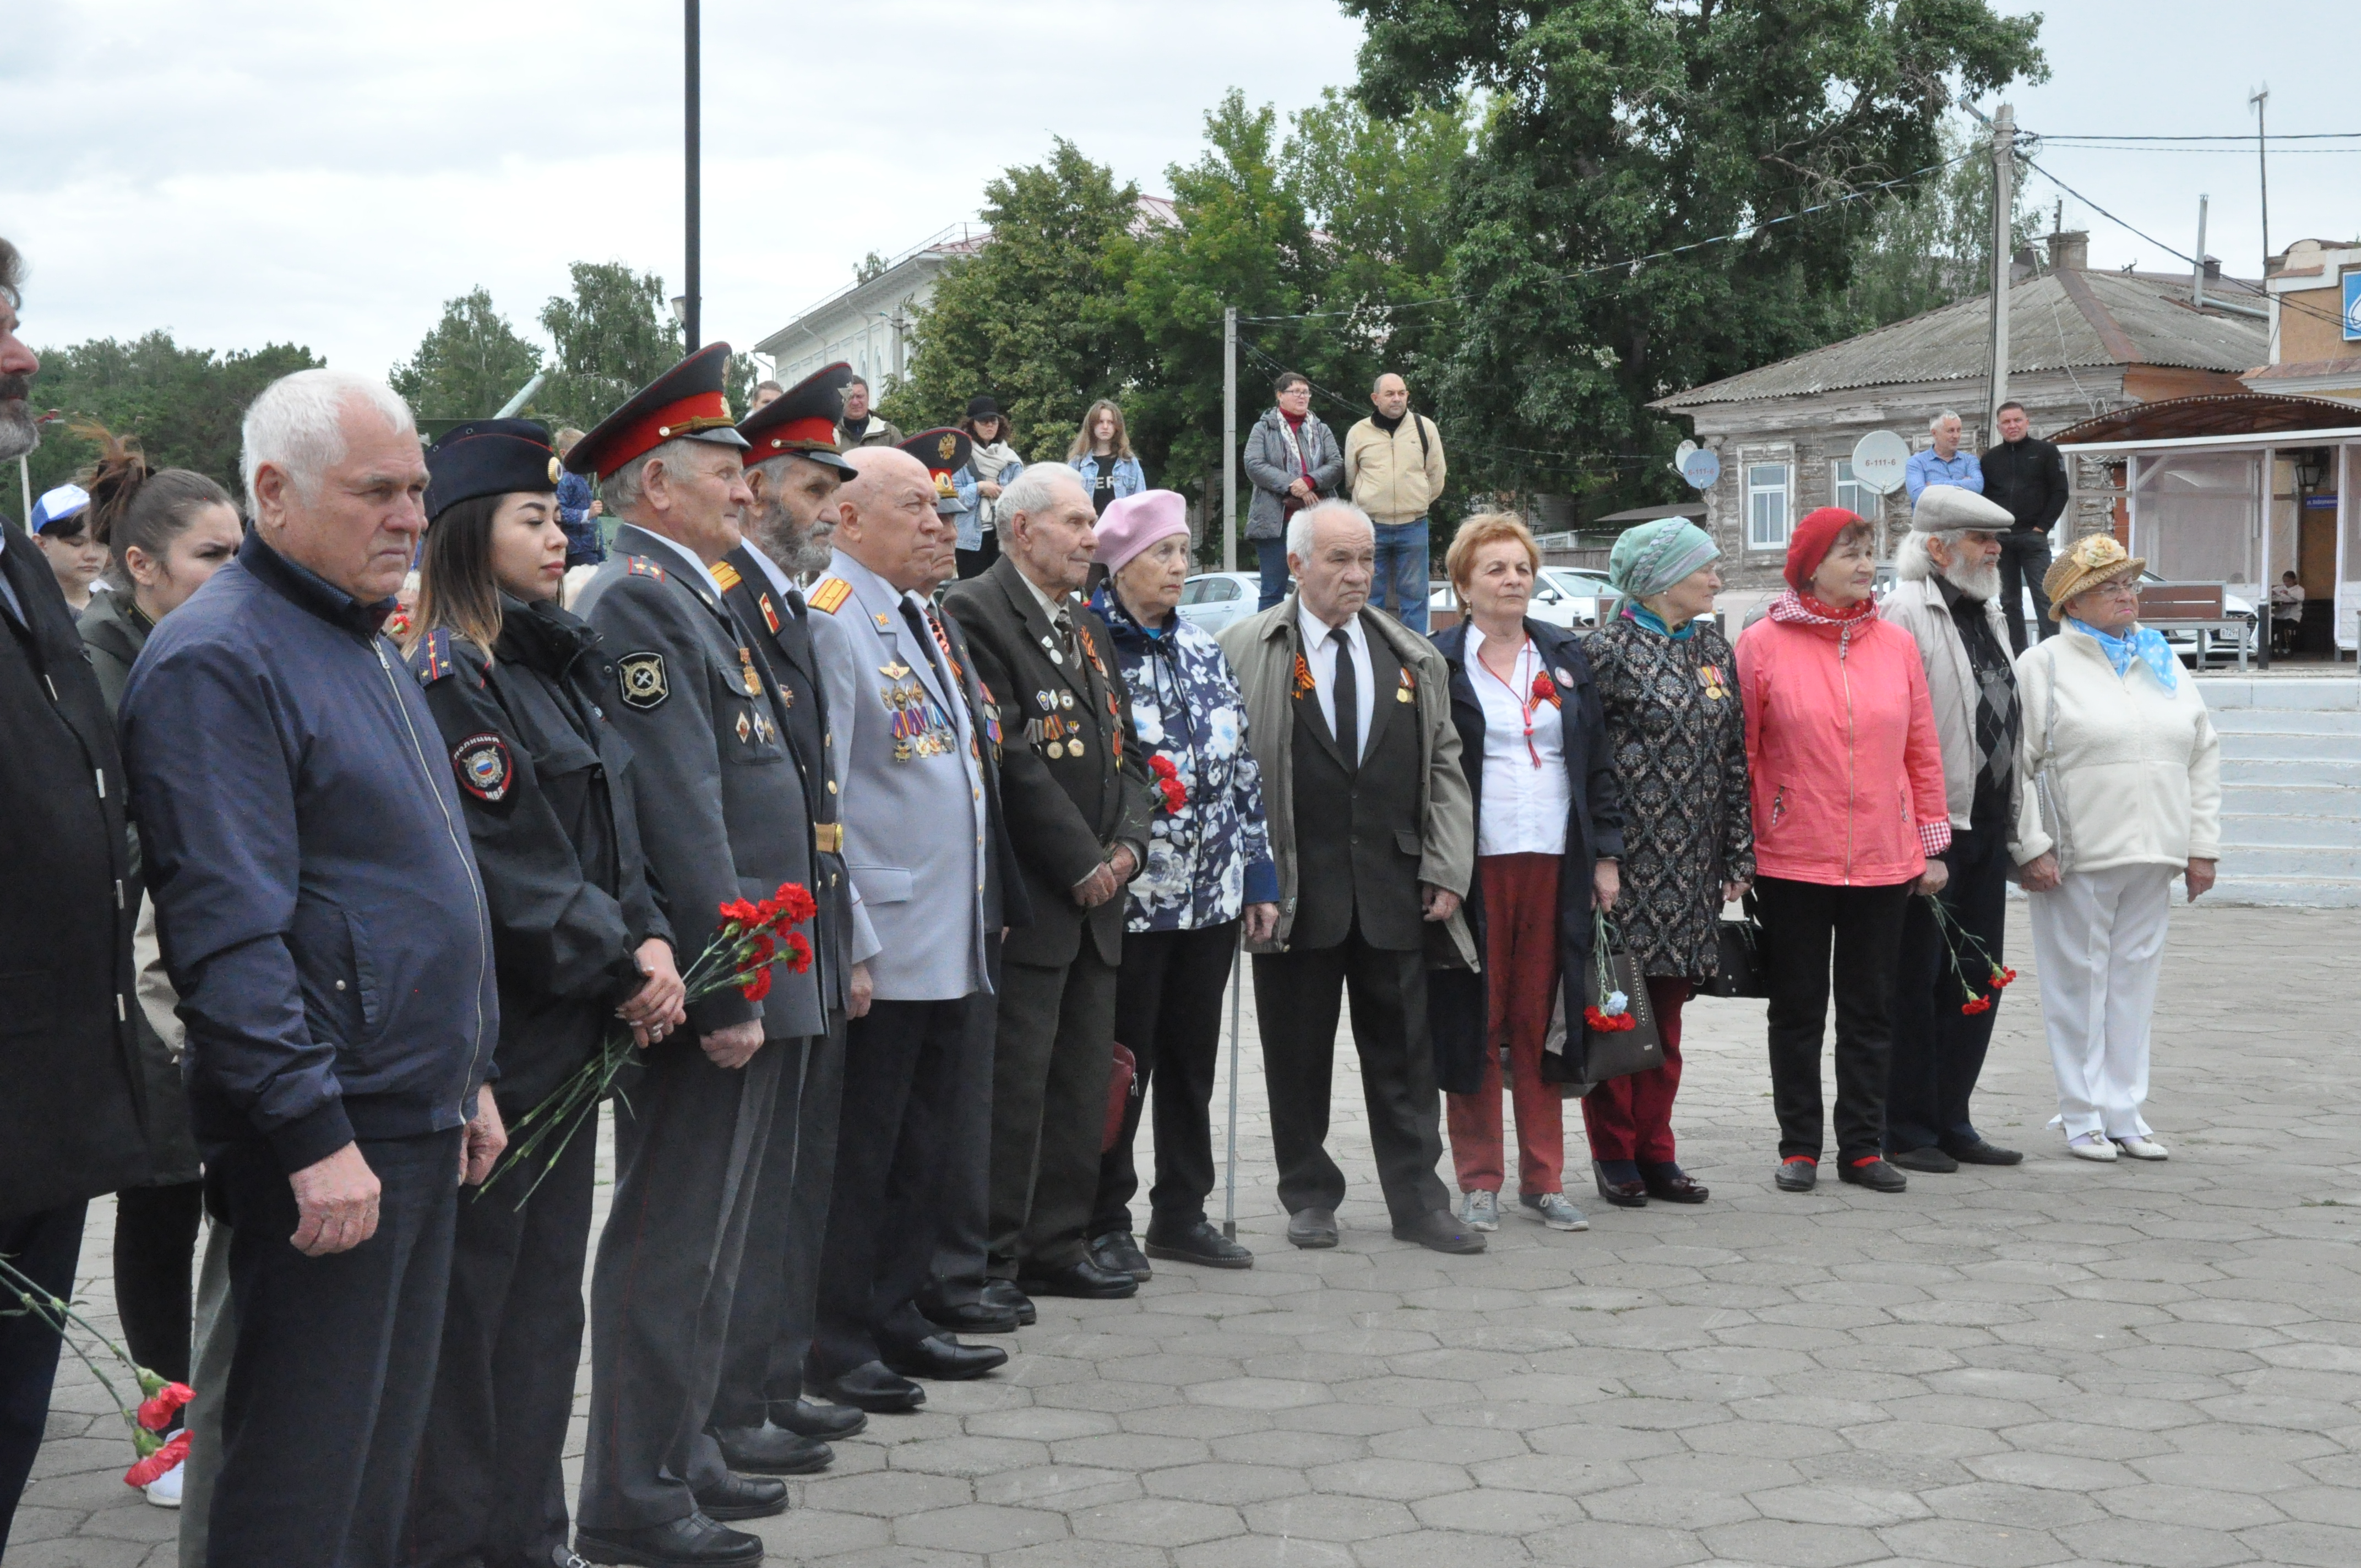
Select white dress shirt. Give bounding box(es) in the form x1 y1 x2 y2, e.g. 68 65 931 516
1297 602 1376 764
1465 624 1569 858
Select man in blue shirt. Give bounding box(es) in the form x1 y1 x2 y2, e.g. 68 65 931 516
1904 411 1983 504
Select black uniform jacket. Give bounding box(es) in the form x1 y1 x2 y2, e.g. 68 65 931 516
942 555 1151 970
410 597 673 1113
1 522 151 1218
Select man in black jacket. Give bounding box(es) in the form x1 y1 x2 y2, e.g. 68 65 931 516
1977 401 2070 654
0 236 154 1558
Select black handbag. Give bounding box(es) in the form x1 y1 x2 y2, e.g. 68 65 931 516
1704 892 1771 999
1539 912 1664 1091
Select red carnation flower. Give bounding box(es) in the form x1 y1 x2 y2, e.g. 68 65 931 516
135 1383 194 1434
1990 966 2017 989
1150 754 1178 780
739 966 774 1003
1960 995 1992 1015
1157 777 1188 813
781 931 814 975
774 883 818 925
747 933 776 963
124 1429 189 1490
719 897 762 928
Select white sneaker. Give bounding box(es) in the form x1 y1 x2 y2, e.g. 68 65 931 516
2067 1132 2118 1162
143 1458 184 1509
2115 1136 2169 1161
1459 1190 1499 1232
1521 1193 1589 1232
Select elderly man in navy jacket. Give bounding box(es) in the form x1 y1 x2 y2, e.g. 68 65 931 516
122 368 503 1568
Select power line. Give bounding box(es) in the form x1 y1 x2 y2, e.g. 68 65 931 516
2024 130 2361 141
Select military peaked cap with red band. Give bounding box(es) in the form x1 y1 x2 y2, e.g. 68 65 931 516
737 362 857 477
899 427 973 503
563 342 748 480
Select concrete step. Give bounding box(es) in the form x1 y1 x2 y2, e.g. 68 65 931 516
2219 812 2361 848
2217 846 2361 878
2218 783 2361 818
2217 732 2361 760
2222 756 2361 786
2205 875 2361 908
2210 707 2361 736
2195 678 2361 711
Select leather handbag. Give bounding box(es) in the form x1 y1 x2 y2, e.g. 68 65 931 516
1102 1042 1138 1152
1575 945 1664 1084
1703 891 1771 999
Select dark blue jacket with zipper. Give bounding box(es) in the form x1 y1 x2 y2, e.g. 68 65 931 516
121 532 498 1173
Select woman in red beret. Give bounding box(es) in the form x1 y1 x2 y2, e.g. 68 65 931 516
1735 508 1950 1196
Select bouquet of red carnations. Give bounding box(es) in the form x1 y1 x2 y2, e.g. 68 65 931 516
480 882 817 1203
1149 754 1188 814
0 1256 194 1490
1925 894 2015 1016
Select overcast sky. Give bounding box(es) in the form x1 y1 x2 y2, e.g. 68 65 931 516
6 1 2352 382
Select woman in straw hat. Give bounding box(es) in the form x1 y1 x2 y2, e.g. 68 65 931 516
2012 533 2221 1163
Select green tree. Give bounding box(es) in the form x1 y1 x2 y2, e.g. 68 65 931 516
1346 0 2047 521
879 140 1144 464
388 287 543 422
23 333 323 505
537 262 683 431
1843 116 2041 333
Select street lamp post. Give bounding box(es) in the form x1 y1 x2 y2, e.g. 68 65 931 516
683 0 701 353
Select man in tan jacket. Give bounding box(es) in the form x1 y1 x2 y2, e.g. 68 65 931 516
1343 373 1446 633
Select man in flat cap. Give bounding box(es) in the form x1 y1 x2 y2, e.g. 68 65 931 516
1882 484 2026 1176
565 344 824 1567
705 363 874 1461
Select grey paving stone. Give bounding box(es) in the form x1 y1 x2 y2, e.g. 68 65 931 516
893 1503 1067 1553
1696 1516 1893 1566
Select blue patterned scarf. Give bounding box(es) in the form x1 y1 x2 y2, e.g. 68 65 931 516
2068 618 2178 690
1622 603 1695 641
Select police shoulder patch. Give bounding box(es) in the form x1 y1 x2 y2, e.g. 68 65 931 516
451 731 515 804
710 559 743 593
416 628 458 686
616 651 670 710
808 577 852 615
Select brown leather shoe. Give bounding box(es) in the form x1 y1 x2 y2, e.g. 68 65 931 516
1640 1164 1710 1204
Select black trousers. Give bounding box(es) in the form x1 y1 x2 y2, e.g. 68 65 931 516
714 1028 836 1419
1094 922 1238 1237
809 997 987 1378
206 1129 463 1568
924 936 1002 1314
1757 875 1916 1163
114 1178 204 1392
989 948 1119 1276
400 1117 595 1568
1887 823 2012 1155
579 1039 785 1532
1998 531 2055 656
1252 925 1450 1226
0 1199 85 1556
955 533 1000 580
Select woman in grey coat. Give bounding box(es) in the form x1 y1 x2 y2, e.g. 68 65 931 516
1242 371 1344 610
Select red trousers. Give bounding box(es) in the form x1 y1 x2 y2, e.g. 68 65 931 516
1580 976 1689 1165
1446 853 1566 1197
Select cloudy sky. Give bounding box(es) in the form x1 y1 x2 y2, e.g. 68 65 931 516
7 1 2352 382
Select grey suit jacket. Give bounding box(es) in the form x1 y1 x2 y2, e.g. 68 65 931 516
575 522 824 1040
808 550 993 1002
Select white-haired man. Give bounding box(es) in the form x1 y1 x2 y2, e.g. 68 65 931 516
1216 499 1483 1256
121 367 505 1567
1881 484 2026 1174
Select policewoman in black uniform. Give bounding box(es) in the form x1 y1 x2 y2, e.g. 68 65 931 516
397 419 686 1568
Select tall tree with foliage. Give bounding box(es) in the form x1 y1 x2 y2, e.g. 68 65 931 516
1347 0 2046 520
537 262 683 431
23 333 323 505
389 287 544 422
880 140 1145 464
1843 116 2041 333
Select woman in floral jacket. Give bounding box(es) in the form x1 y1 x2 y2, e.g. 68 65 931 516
1084 491 1279 1278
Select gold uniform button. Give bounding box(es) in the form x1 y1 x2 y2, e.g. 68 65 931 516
826 781 837 793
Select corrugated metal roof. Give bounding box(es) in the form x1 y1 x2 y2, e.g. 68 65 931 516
1652 270 2266 410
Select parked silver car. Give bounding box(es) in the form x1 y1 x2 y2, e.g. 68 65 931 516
1175 571 1262 634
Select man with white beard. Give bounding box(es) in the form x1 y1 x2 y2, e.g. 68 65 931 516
1881 485 2026 1175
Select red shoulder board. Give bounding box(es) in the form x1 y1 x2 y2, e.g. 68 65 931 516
625 556 670 583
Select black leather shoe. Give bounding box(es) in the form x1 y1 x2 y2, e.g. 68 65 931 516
981 1278 1037 1324
770 1398 867 1440
1286 1206 1340 1249
576 1511 763 1566
1641 1164 1710 1204
1143 1219 1254 1270
1390 1208 1487 1254
1591 1161 1648 1208
1839 1157 1910 1193
707 1420 831 1474
1889 1145 1958 1174
1775 1156 1819 1192
1016 1257 1138 1299
1089 1231 1153 1282
690 1473 787 1522
818 1360 926 1413
922 1297 1020 1335
1944 1138 2024 1166
884 1333 1010 1381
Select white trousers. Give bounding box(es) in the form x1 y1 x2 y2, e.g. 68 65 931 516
2027 863 2174 1140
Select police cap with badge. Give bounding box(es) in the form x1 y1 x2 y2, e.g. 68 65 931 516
425 417 561 522
738 362 858 477
899 428 972 512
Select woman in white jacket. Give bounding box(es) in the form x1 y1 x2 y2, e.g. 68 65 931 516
2011 534 2220 1162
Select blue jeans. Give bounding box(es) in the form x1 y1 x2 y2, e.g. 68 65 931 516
1256 538 1292 611
1373 518 1430 631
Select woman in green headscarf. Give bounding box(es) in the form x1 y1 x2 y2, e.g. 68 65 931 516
1578 518 1754 1208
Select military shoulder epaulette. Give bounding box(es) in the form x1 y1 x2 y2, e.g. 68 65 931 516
623 555 669 583
808 577 852 615
710 559 743 592
414 627 464 686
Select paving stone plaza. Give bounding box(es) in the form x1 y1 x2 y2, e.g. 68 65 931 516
19 902 2361 1568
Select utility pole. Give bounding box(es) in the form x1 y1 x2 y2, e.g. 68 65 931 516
1222 305 1238 573
683 0 701 353
2193 194 2210 310
2249 85 2271 268
1986 103 2015 439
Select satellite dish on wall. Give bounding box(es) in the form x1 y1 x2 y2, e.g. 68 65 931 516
1678 448 1720 491
1850 430 1911 495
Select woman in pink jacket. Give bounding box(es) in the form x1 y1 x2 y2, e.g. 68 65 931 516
1737 508 1950 1195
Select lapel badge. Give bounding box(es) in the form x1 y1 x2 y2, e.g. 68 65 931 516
1060 691 1074 711
759 595 781 635
1554 666 1573 686
880 660 912 680
735 711 752 744
1036 689 1054 711
738 647 763 698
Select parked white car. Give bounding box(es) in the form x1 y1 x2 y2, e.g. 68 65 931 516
1427 567 1618 629
1175 571 1261 635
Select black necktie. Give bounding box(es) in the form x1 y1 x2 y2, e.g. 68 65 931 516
1329 626 1358 767
899 601 950 692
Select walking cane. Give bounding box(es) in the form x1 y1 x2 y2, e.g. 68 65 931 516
1221 923 1243 1240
